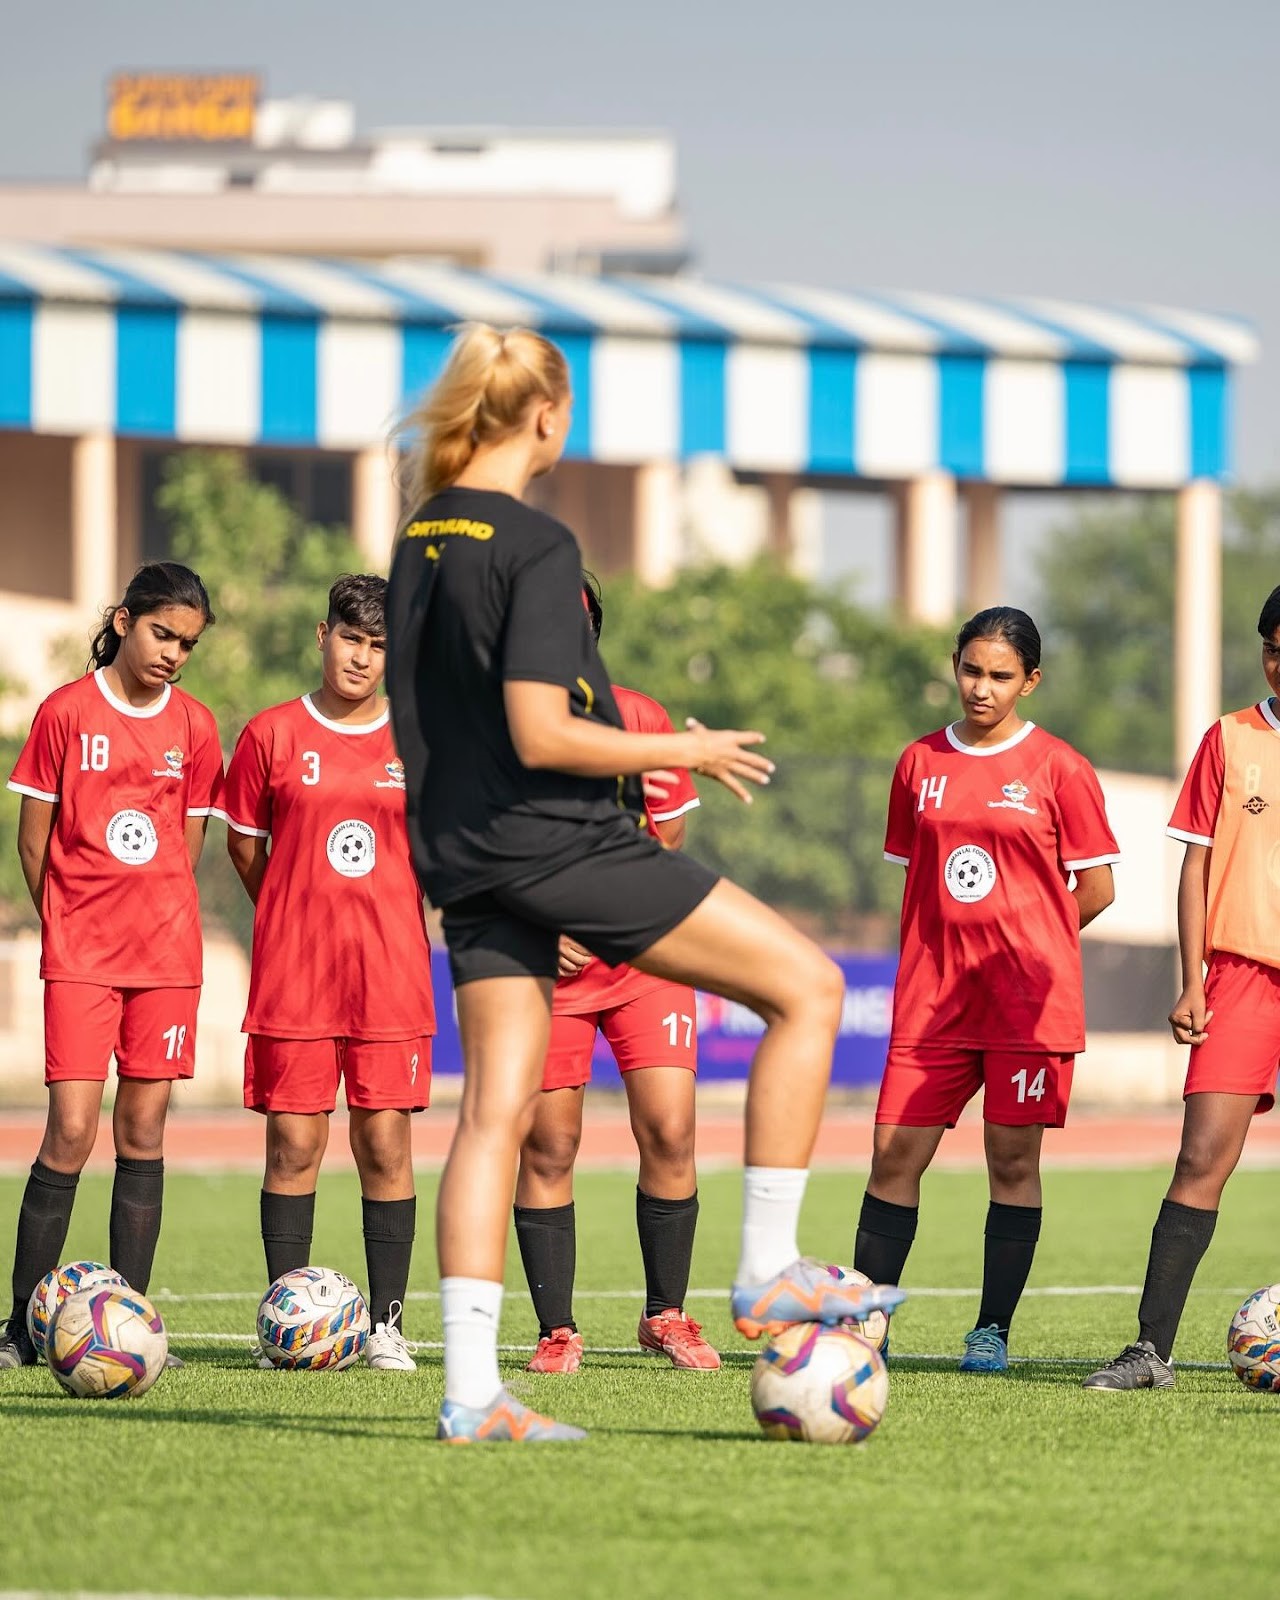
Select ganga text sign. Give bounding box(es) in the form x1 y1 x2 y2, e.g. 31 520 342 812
107 73 259 143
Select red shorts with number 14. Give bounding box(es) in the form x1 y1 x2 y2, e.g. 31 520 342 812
875 1044 1074 1128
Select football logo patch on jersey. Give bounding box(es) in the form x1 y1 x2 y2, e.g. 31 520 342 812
987 779 1038 815
105 808 159 866
326 819 376 878
152 745 184 780
944 844 997 903
375 759 406 790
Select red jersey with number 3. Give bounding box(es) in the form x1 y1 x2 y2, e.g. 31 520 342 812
6 670 223 987
884 721 1119 1052
220 695 435 1040
553 686 699 1017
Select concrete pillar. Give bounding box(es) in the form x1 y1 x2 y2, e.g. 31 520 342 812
633 460 682 587
1174 480 1222 772
895 471 958 625
70 431 118 612
964 482 1002 612
351 444 400 573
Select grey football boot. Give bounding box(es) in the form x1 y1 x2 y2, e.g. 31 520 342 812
1082 1340 1175 1391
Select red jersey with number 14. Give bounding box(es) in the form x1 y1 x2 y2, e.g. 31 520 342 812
7 670 223 987
553 686 699 1016
884 721 1119 1052
219 695 435 1041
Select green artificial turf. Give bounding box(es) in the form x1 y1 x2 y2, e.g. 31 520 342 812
0 1163 1275 1600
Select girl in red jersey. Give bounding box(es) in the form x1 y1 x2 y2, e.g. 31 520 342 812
0 562 221 1367
220 574 435 1372
387 323 901 1445
852 607 1119 1374
516 581 718 1375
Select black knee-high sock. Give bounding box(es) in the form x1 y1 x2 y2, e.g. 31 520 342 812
976 1202 1042 1339
854 1191 919 1285
636 1188 699 1317
514 1202 576 1337
260 1190 315 1285
109 1157 165 1294
1137 1198 1218 1362
362 1196 416 1329
9 1160 79 1327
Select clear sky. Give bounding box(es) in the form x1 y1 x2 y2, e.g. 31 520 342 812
2 0 1274 596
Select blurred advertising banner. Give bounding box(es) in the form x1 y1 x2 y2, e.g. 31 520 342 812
107 73 259 143
428 951 894 1089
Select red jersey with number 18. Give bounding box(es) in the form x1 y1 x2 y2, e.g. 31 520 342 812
884 721 1119 1052
6 670 223 988
553 686 699 1016
219 694 435 1041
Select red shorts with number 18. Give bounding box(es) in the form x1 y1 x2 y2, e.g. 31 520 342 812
43 982 200 1084
543 983 698 1091
875 1044 1074 1128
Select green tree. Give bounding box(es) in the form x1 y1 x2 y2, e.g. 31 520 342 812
595 563 955 928
155 451 367 945
1033 489 1280 776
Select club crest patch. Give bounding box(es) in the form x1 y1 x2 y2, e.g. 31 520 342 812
375 758 406 791
987 779 1038 815
153 745 184 779
944 844 997 903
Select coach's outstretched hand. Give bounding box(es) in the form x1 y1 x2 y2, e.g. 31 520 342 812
685 718 775 805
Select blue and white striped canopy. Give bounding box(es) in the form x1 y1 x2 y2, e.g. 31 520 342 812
0 243 1257 488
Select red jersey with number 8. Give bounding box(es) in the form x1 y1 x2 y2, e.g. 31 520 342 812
884 721 1119 1052
219 695 435 1040
6 670 223 987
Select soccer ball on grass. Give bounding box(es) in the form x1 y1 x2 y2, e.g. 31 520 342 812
46 1285 168 1398
27 1260 127 1356
1228 1284 1280 1390
256 1267 370 1370
750 1322 889 1444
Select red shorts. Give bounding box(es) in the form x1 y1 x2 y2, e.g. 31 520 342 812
44 982 199 1084
244 1036 433 1115
1185 953 1280 1114
543 983 698 1092
876 1044 1075 1128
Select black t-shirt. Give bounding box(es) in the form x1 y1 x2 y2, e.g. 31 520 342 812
387 487 644 905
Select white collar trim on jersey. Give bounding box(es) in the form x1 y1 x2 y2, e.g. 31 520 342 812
300 692 389 735
944 720 1037 757
93 668 172 720
1259 699 1280 735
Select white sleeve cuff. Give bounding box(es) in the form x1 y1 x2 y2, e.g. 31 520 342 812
6 780 58 803
1167 827 1214 847
883 851 910 866
1061 853 1121 871
649 796 701 824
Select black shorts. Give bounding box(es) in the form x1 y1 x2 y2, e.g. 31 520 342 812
442 829 719 986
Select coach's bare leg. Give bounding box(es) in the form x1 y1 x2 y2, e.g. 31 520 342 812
866 1123 948 1208
439 976 553 1280
631 880 843 1168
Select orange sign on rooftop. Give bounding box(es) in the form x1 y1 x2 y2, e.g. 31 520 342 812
106 73 259 143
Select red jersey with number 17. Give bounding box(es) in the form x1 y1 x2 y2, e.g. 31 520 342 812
219 694 435 1041
884 721 1119 1052
553 686 699 1016
6 670 223 988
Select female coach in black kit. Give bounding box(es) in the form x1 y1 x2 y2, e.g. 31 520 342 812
387 322 902 1444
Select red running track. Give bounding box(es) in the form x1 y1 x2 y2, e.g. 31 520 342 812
3 1104 1279 1172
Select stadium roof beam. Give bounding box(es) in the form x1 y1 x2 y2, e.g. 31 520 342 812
0 245 1258 766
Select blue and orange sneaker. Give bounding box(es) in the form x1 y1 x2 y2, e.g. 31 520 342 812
730 1258 907 1340
436 1387 587 1443
958 1324 1009 1373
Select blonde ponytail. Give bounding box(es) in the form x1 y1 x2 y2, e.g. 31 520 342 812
404 322 570 503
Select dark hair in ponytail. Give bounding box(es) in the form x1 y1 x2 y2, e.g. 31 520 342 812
582 571 604 643
89 562 215 671
954 606 1042 675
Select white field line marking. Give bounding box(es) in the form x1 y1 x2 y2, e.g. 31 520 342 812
172 1331 1235 1373
150 1283 1253 1303
0 1594 504 1600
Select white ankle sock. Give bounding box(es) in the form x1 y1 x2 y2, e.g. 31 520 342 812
736 1166 810 1284
441 1276 503 1408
